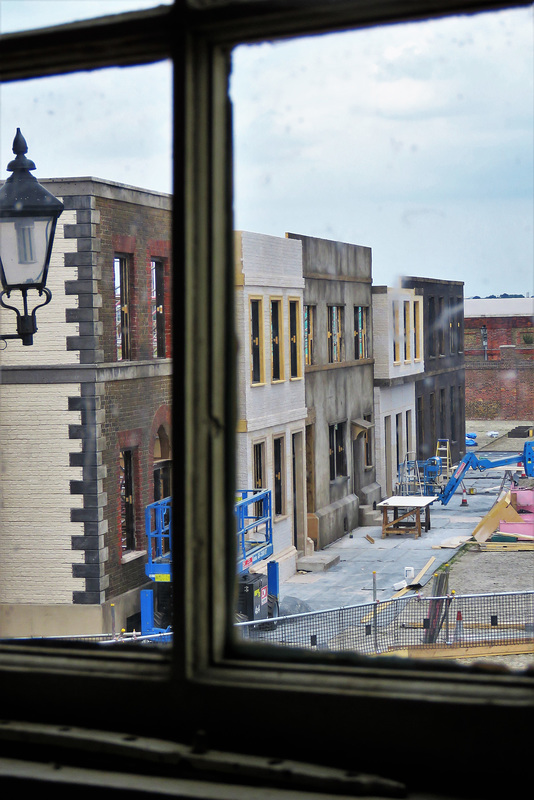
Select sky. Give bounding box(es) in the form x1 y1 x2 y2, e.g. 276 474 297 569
0 1 533 298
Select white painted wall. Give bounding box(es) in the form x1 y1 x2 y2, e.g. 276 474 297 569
372 287 424 380
0 383 84 604
234 231 307 578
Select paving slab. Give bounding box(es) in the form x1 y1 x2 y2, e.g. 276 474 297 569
281 465 515 612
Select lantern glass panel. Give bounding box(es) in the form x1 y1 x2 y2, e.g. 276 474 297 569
0 216 54 289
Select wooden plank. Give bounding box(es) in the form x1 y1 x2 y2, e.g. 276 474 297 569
482 542 534 551
383 642 534 659
391 556 436 598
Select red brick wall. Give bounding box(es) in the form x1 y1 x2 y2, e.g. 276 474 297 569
103 377 172 599
465 315 534 361
465 314 534 419
465 354 534 419
98 197 172 363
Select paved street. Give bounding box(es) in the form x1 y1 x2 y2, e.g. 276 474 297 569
280 457 523 614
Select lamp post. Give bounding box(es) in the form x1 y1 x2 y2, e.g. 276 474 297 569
0 128 64 346
480 324 488 361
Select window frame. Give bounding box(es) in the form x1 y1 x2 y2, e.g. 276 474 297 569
270 296 284 382
329 421 347 481
272 434 286 516
114 253 131 361
327 304 344 363
288 297 302 378
0 3 532 794
151 257 167 358
303 303 316 365
353 304 368 360
250 296 265 384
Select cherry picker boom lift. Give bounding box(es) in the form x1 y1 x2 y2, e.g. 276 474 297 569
438 441 534 505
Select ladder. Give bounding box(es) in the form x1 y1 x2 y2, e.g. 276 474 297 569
397 452 422 495
436 439 452 480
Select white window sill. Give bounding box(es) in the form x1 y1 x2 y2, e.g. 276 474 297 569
121 549 147 565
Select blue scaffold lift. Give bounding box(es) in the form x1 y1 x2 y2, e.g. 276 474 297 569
140 488 280 636
140 496 173 640
235 488 279 624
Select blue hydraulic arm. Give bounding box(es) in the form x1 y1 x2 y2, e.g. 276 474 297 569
439 441 534 505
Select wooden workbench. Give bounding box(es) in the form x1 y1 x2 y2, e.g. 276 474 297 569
377 495 436 539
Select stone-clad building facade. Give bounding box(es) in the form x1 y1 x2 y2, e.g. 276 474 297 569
287 233 380 550
0 178 172 637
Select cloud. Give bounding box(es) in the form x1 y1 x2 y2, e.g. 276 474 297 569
231 7 533 295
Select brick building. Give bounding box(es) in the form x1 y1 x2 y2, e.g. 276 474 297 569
464 297 534 419
0 178 172 637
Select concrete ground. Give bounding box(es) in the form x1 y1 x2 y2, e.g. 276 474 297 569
280 420 533 615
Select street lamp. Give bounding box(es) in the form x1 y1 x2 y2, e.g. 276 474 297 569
0 128 64 346
480 324 488 361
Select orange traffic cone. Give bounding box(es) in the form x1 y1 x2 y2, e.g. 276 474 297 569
461 487 468 506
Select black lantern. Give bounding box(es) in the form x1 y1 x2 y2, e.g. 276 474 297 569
0 128 64 346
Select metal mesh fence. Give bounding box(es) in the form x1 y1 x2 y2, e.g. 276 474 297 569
236 591 534 656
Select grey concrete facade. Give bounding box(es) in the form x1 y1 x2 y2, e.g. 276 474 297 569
287 233 381 551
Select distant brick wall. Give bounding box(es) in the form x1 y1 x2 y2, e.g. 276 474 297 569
465 314 534 361
465 351 534 419
465 313 534 418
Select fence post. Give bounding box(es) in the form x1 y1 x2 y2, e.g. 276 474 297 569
373 571 378 654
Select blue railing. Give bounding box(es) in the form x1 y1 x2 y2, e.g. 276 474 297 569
145 496 172 580
235 488 273 573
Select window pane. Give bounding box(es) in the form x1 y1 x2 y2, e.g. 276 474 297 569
230 8 534 667
0 0 174 34
0 61 172 642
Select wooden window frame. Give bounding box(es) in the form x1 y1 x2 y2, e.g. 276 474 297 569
0 4 530 796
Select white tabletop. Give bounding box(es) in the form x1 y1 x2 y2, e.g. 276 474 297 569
377 495 436 509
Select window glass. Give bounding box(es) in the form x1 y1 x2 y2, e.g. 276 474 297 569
0 60 172 641
0 0 174 34
230 7 534 667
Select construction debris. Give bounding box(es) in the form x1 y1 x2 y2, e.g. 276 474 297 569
472 491 523 543
432 535 471 549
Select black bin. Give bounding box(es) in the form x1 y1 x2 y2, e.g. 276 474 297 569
237 572 268 621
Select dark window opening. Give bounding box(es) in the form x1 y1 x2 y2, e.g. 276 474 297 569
114 254 131 361
120 449 135 552
151 258 166 358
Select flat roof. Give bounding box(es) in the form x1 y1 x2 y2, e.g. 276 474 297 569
465 298 534 318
